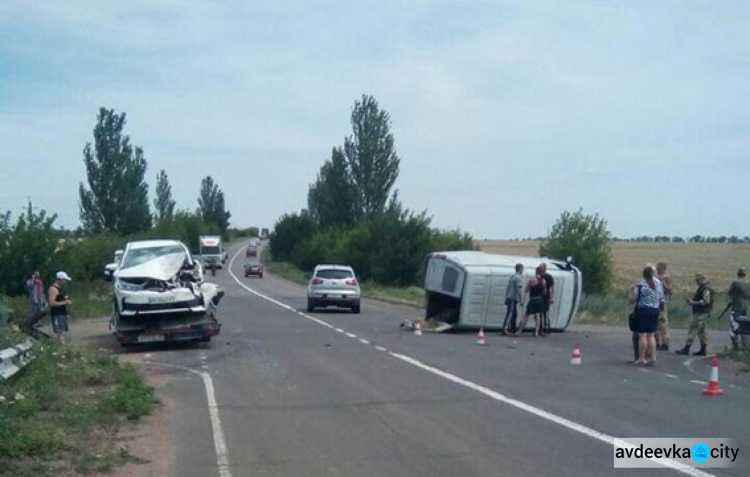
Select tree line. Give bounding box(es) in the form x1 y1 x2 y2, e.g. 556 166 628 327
270 94 475 286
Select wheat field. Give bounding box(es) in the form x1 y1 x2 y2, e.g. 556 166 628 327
478 241 750 295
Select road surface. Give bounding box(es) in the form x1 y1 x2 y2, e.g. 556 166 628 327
114 244 749 477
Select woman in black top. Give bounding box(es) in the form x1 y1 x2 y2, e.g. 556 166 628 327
514 266 546 337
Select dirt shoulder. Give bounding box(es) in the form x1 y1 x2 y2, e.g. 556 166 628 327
68 318 176 477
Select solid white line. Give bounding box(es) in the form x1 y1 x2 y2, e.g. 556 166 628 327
388 352 713 477
226 247 715 477
201 371 232 477
145 361 231 477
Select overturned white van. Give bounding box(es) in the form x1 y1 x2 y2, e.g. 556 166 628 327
423 251 582 331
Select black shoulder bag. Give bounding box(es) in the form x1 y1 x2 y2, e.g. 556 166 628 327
628 285 642 332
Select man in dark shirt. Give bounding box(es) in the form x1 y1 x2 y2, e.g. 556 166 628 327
539 263 555 336
727 268 750 351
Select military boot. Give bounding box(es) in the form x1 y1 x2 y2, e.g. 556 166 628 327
692 345 707 356
675 345 691 355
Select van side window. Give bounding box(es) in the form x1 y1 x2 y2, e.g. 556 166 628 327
442 267 458 293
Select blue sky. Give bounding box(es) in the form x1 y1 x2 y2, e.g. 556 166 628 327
1 1 748 239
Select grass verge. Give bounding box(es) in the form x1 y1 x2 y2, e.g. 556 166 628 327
7 280 113 325
0 333 158 477
578 292 730 331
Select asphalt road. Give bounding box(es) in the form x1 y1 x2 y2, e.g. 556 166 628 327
125 244 750 477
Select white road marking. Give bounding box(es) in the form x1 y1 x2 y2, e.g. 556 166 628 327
226 248 716 477
690 380 708 386
346 333 357 339
359 339 371 345
664 373 678 379
335 328 344 334
146 361 231 477
388 352 714 477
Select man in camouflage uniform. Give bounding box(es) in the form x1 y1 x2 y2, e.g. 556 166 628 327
656 262 672 350
676 274 712 356
727 268 750 351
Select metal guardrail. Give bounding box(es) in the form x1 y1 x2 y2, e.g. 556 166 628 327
0 339 35 382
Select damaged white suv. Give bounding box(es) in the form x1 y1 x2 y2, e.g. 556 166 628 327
113 239 221 318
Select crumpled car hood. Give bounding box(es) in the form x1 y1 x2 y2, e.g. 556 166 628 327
114 253 186 281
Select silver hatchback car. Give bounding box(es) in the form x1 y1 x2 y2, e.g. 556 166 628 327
307 265 361 313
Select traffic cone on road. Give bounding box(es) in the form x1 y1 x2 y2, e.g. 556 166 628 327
702 359 724 396
570 343 582 365
475 327 486 346
414 321 422 336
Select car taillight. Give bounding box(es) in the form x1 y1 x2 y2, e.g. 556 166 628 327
345 279 358 285
311 278 324 285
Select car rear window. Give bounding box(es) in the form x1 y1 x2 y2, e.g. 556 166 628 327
316 269 353 279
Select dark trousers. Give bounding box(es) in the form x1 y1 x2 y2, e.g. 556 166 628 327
503 299 518 333
542 301 551 334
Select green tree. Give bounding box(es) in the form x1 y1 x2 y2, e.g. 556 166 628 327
343 94 400 218
307 147 359 228
197 176 231 233
539 209 613 295
154 169 176 221
79 108 151 234
269 211 317 262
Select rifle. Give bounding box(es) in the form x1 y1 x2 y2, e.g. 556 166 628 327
716 303 732 321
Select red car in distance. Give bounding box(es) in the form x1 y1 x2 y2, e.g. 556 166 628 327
244 260 263 278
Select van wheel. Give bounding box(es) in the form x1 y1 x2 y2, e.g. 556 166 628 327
307 299 315 312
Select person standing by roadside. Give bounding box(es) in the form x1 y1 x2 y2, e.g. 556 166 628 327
48 271 73 346
539 263 555 336
502 264 525 335
631 263 663 361
629 266 661 366
655 262 672 350
726 268 750 351
514 266 546 337
25 271 46 328
676 273 713 356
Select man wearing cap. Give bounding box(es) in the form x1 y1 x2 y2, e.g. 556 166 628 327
48 271 72 346
676 274 712 356
727 268 750 351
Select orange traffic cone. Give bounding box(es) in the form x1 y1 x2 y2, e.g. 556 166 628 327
414 321 422 336
702 359 723 396
475 327 486 346
570 343 582 365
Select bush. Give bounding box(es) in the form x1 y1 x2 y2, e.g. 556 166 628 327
145 211 219 254
540 209 613 295
276 206 476 287
270 211 317 262
51 233 124 283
